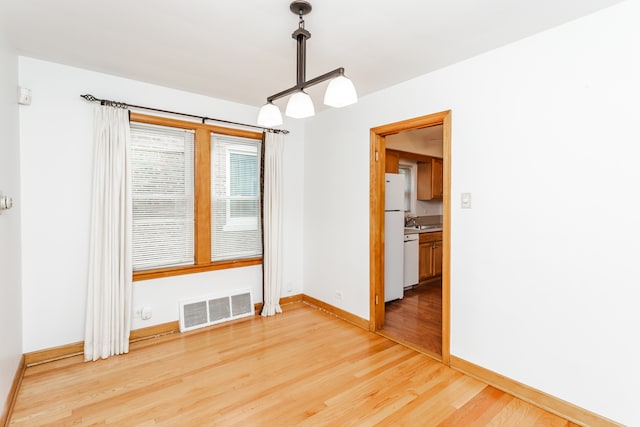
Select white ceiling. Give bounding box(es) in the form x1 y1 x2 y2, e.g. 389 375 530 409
0 0 625 110
387 125 444 158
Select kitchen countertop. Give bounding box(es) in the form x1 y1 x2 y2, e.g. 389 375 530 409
404 227 442 235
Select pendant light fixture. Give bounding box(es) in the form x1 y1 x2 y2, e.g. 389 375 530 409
256 1 357 126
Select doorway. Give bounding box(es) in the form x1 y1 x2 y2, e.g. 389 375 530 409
369 110 451 365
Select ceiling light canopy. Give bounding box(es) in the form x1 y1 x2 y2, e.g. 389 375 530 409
257 1 357 126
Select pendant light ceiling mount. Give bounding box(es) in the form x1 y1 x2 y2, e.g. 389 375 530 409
290 1 312 16
257 1 357 126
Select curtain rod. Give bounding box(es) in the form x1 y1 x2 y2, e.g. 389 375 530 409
80 94 289 134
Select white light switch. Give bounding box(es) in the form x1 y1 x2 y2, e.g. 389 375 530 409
461 192 471 209
0 192 13 213
18 87 32 105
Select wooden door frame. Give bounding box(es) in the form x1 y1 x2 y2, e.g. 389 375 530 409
369 110 452 365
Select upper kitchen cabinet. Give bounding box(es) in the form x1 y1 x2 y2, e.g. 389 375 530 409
385 150 400 173
417 158 443 200
432 158 443 198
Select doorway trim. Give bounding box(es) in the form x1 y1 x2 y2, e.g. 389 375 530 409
369 110 452 365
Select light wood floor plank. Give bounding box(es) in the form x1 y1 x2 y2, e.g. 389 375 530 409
384 280 443 356
10 302 574 426
437 386 515 427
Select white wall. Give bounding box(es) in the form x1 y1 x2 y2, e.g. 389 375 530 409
18 58 304 351
304 1 638 425
0 30 23 408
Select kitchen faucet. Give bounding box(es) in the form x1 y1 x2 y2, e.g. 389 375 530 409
405 216 417 227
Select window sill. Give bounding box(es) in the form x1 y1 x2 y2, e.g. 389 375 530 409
133 257 262 282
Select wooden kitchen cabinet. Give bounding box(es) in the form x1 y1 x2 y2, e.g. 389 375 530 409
432 240 442 277
417 158 443 200
419 232 443 281
431 158 443 198
419 242 431 281
385 150 400 173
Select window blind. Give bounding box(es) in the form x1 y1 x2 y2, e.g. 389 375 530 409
211 134 262 261
130 122 195 270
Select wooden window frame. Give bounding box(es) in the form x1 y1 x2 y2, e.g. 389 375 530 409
130 112 263 282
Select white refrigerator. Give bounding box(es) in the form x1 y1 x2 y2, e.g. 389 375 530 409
384 173 404 302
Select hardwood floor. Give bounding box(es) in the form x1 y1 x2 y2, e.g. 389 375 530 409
10 302 576 426
383 280 442 357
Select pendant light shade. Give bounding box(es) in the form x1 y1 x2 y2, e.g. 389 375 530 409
257 102 283 126
324 75 358 108
285 91 315 118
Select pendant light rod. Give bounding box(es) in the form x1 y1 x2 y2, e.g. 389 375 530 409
296 31 306 86
266 67 345 103
293 10 310 86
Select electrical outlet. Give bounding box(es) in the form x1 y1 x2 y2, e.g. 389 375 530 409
335 291 343 300
134 308 142 319
141 307 152 320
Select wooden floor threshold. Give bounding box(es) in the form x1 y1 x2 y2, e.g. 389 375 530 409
376 329 442 363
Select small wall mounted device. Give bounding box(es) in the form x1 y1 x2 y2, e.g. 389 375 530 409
18 87 32 105
0 192 13 214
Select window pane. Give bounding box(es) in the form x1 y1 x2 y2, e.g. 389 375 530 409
399 166 411 212
211 134 262 262
229 152 257 197
130 122 195 270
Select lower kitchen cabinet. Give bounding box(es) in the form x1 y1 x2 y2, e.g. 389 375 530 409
419 242 431 281
419 232 443 281
432 240 442 277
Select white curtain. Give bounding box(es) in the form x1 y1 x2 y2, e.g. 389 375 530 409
84 105 132 361
261 131 284 316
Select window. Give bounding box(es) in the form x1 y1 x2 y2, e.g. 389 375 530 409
129 114 263 279
211 134 262 261
130 123 195 270
398 165 412 213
